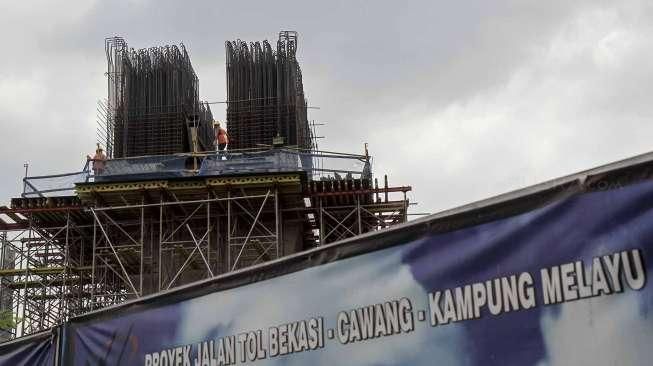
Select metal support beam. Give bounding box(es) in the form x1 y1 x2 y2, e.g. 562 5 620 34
89 208 139 297
231 191 271 271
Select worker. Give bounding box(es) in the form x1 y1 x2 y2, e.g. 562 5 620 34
214 121 230 159
87 144 107 176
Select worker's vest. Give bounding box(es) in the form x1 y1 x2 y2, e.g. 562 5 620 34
216 128 229 144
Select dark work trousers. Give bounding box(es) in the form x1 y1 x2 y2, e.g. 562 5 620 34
217 143 227 160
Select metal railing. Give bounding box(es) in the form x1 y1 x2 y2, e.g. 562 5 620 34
22 161 91 198
20 148 373 197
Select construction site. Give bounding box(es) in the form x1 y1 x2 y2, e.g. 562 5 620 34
0 32 412 340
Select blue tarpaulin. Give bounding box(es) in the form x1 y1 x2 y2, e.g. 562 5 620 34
0 330 56 366
3 153 653 365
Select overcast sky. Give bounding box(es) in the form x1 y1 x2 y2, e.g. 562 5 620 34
0 0 652 215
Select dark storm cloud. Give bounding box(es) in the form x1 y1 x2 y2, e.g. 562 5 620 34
1 0 652 214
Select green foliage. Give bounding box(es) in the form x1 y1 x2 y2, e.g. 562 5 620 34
0 310 15 329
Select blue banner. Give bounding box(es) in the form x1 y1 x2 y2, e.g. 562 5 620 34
58 175 653 365
0 330 56 366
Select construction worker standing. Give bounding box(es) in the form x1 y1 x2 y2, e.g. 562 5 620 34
87 144 107 176
215 121 229 158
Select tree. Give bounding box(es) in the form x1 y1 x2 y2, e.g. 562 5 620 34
0 310 14 330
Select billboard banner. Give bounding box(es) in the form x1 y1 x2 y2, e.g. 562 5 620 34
0 330 56 366
62 175 653 365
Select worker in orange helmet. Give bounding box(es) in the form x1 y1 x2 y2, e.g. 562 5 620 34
214 121 230 159
87 144 107 176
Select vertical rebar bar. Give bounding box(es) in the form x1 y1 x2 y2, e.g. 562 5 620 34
225 31 310 152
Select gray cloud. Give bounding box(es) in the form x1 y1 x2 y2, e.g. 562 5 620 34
1 0 652 214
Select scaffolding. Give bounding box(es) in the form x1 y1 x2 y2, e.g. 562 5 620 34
0 205 90 338
0 30 415 342
0 149 410 339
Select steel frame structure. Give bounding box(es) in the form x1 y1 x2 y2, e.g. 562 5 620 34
85 187 282 307
226 31 311 151
0 183 286 339
0 210 93 338
103 36 215 158
1 170 410 341
315 199 408 245
0 32 412 343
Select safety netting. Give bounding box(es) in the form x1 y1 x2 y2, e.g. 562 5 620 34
22 172 89 198
199 149 371 180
